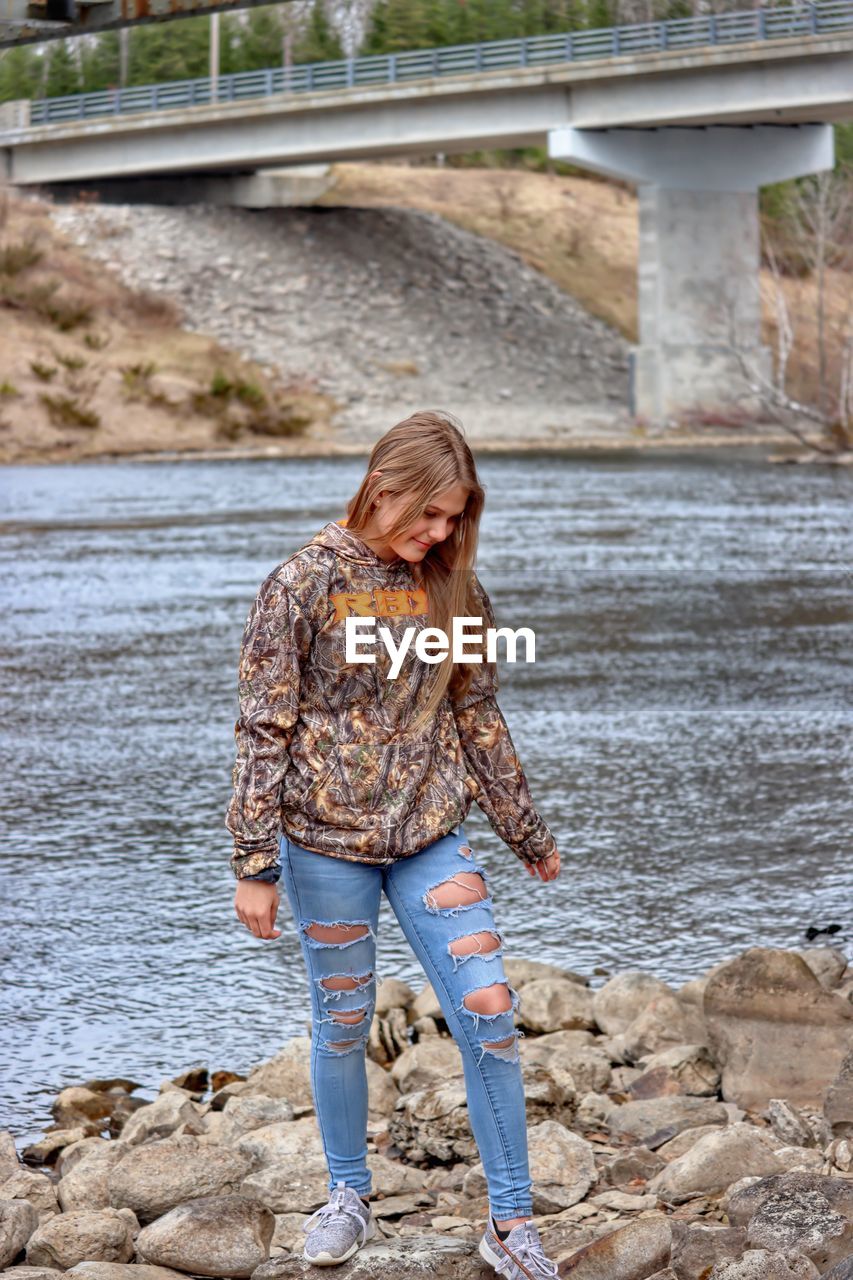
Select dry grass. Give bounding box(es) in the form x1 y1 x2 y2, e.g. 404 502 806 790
0 189 337 463
320 161 850 408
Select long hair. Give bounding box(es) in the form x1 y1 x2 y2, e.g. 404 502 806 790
344 410 486 737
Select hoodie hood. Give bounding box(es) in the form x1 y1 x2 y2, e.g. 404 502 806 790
310 518 408 571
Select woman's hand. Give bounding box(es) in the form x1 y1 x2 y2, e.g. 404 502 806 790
234 881 282 939
526 848 560 881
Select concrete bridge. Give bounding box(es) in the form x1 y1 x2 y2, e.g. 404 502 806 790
3 3 852 424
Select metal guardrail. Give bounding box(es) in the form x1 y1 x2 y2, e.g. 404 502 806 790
26 0 853 126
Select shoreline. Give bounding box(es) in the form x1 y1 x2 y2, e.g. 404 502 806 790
1 431 840 468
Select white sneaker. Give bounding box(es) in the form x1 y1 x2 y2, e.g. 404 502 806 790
302 1180 376 1266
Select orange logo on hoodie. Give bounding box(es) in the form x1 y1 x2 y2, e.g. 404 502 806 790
330 588 429 621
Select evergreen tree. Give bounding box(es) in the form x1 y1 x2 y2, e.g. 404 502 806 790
80 31 121 91
293 0 344 62
232 6 285 72
0 45 42 102
127 16 209 86
44 40 82 97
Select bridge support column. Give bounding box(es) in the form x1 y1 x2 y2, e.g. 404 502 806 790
548 125 834 424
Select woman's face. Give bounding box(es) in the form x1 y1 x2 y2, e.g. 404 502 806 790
365 481 470 563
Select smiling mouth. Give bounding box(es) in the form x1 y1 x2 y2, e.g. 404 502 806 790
413 538 432 548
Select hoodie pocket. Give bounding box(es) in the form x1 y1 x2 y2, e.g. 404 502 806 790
305 741 431 827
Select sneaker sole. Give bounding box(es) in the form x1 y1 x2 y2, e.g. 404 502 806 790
303 1213 376 1266
479 1234 503 1269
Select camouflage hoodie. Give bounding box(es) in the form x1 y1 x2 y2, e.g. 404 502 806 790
225 518 557 880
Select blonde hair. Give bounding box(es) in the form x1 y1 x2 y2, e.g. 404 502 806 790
344 410 486 737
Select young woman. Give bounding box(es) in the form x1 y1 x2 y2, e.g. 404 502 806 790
226 411 561 1278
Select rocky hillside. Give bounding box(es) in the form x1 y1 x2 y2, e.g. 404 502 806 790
49 196 633 451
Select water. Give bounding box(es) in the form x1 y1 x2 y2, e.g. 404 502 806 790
1 451 851 1147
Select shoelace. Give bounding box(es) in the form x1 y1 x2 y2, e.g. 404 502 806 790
302 1185 368 1239
493 1226 559 1279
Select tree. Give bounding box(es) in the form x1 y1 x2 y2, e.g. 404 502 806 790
80 31 121 91
128 16 209 86
44 40 82 98
293 0 344 62
0 46 42 102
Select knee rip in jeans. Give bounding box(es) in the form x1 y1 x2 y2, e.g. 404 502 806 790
448 927 504 972
314 970 377 1001
302 919 376 948
456 980 525 1066
317 1001 372 1054
422 869 492 917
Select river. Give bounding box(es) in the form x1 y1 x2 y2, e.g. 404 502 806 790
1 450 851 1145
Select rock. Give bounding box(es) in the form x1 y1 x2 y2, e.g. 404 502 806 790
390 1040 463 1094
239 1157 331 1214
826 1137 853 1172
670 1222 747 1280
603 1146 666 1188
58 1143 129 1212
622 995 708 1061
796 948 848 990
649 1123 785 1204
253 1233 484 1277
268 1211 307 1256
746 1184 853 1269
504 958 589 989
241 1039 313 1108
823 1047 853 1137
0 1171 60 1223
55 1138 114 1179
368 1190 433 1219
767 1100 816 1149
234 1116 322 1167
464 1120 596 1214
707 1250 819 1280
0 1267 65 1279
389 1080 475 1163
374 978 416 1017
118 1094 203 1147
410 983 443 1023
576 1092 616 1130
592 973 674 1037
656 1126 728 1162
106 1135 254 1222
516 979 596 1033
0 1136 20 1183
25 1209 136 1270
366 1058 400 1118
211 1096 295 1145
771 1147 824 1173
50 1088 124 1132
561 1215 672 1280
520 1033 609 1092
637 1046 720 1097
820 1257 853 1280
68 1267 188 1280
0 1201 39 1270
135 1194 273 1278
703 948 853 1110
520 1061 577 1127
21 1130 98 1166
589 1190 658 1212
606 1097 728 1146
365 1153 424 1198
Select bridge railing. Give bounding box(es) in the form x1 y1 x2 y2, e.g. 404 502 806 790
26 0 853 127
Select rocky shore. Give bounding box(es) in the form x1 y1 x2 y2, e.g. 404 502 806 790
43 200 809 458
2 944 852 1278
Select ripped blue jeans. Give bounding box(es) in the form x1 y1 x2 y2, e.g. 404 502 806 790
278 823 533 1220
